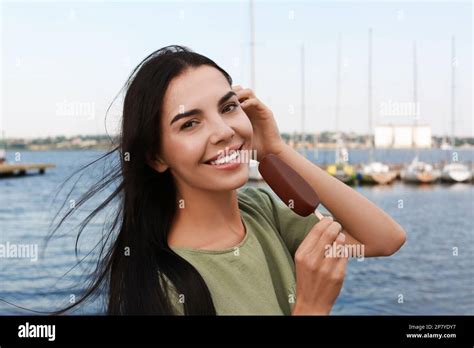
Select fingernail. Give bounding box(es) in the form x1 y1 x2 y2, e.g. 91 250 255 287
337 233 346 243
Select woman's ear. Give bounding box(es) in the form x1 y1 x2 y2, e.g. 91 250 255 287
147 153 169 173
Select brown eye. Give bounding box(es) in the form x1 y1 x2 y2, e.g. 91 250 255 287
180 120 199 130
222 102 238 113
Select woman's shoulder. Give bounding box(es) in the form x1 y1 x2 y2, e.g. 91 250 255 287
237 185 273 203
238 185 320 258
237 186 278 226
237 186 275 213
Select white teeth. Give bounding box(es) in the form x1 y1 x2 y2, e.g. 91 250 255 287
210 151 240 165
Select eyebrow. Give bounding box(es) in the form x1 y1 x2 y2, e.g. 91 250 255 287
169 91 237 126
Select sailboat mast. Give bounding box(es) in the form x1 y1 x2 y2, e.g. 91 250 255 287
451 35 456 148
301 44 306 149
368 28 374 162
336 33 341 135
412 41 419 155
249 0 255 91
334 33 342 163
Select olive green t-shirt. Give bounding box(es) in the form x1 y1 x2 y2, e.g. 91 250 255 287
167 186 321 315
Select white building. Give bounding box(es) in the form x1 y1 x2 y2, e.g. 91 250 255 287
374 125 432 148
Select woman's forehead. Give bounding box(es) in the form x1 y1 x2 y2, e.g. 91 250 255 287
163 66 230 119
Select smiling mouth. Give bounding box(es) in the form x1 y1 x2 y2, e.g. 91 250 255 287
204 144 244 166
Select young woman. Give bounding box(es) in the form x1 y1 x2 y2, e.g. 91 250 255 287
53 45 406 315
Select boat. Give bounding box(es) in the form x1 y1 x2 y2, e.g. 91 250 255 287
401 157 440 184
400 42 440 184
0 148 5 164
325 33 356 185
327 162 355 184
471 163 474 184
440 37 470 183
441 163 472 183
440 140 452 150
359 28 397 185
360 161 398 185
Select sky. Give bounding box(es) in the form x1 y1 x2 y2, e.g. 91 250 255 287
1 0 472 138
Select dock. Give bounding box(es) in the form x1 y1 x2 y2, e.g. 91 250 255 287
0 163 56 177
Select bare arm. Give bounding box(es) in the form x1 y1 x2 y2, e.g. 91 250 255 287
275 143 406 257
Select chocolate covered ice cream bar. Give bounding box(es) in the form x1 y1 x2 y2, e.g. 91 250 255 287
258 154 325 220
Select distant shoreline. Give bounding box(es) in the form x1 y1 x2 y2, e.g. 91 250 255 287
8 145 115 151
2 132 473 152
3 143 473 152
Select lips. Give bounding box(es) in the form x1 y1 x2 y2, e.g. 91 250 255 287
204 143 244 164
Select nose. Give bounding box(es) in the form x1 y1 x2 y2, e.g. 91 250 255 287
208 115 235 145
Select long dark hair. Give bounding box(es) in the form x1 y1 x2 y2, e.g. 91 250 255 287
51 45 233 315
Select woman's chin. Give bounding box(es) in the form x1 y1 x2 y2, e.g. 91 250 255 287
201 163 249 190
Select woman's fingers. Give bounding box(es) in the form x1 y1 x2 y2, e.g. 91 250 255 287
311 220 344 261
333 239 349 279
320 231 349 276
233 87 255 101
296 217 334 256
240 98 260 109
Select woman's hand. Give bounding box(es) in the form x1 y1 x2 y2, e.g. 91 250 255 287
232 85 285 161
292 217 349 315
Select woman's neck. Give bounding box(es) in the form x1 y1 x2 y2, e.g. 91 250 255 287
167 186 245 250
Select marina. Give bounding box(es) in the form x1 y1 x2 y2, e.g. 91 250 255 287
249 150 473 185
0 149 55 177
0 163 56 177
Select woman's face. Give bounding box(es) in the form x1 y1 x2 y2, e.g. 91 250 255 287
155 65 253 193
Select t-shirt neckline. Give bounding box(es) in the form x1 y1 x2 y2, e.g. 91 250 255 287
169 213 250 255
